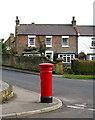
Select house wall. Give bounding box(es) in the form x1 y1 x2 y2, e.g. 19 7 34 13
16 35 78 54
51 36 77 53
16 35 28 54
78 36 94 54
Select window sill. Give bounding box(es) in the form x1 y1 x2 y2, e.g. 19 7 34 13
90 47 95 49
46 46 52 48
63 62 71 63
28 45 36 47
62 46 69 48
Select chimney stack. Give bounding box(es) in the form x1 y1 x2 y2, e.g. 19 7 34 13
31 22 35 24
71 16 76 27
15 16 20 25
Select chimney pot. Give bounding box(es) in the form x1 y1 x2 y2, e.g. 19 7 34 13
16 16 18 19
16 16 20 25
72 16 76 27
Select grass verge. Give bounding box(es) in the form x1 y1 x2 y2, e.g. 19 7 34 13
63 74 95 79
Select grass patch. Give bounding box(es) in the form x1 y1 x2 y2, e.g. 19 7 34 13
63 74 95 79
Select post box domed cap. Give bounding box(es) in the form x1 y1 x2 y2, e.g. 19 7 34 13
39 63 54 67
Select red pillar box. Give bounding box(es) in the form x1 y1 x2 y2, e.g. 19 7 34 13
39 63 54 103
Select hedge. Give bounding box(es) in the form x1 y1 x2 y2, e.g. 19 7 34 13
71 59 95 75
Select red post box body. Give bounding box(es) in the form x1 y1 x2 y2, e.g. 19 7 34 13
39 63 54 103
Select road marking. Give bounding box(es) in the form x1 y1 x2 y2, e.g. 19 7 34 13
67 104 95 111
74 103 86 107
67 105 85 110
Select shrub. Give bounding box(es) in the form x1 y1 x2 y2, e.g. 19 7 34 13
71 59 95 75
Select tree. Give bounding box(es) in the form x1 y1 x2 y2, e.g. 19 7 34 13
38 37 46 56
0 39 2 54
78 52 87 60
0 39 7 54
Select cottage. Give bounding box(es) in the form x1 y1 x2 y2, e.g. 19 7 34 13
77 26 95 60
6 16 95 63
14 16 78 63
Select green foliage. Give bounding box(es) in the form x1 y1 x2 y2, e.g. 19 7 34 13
71 60 95 75
24 47 38 52
0 39 7 54
11 51 18 55
63 74 95 79
53 52 58 61
38 43 46 55
0 39 2 54
38 36 46 56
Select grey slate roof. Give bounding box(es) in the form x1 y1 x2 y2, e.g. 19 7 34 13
17 24 95 36
77 26 95 36
17 24 77 36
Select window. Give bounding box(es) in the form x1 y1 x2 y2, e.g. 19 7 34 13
91 38 95 47
46 36 52 47
62 36 69 47
58 54 75 63
28 35 36 47
90 55 95 60
92 57 95 60
91 41 95 46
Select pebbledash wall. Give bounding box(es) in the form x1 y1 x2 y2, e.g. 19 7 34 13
2 54 54 72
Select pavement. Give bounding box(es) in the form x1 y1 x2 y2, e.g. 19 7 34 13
0 67 63 118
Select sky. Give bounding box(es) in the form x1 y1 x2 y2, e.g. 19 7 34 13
0 0 94 40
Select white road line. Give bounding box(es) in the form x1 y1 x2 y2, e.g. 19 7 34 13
88 108 95 111
67 105 85 110
67 105 95 111
74 103 86 107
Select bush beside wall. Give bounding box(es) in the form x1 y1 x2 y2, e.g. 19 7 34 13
71 59 95 75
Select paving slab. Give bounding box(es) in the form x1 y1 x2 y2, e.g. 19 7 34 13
0 86 62 118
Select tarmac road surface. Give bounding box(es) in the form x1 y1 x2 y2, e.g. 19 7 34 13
2 69 94 118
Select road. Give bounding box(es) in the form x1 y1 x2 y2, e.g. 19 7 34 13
2 69 94 118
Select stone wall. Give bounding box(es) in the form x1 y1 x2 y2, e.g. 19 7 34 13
0 82 13 102
2 54 53 72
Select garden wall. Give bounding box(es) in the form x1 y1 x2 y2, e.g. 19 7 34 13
2 54 53 72
71 59 95 75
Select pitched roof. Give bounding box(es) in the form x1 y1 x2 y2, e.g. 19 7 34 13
77 26 95 36
17 24 77 36
17 23 95 36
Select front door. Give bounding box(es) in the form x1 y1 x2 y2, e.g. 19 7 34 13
45 51 53 61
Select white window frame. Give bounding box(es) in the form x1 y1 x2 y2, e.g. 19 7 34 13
58 54 75 63
28 35 36 47
90 55 95 60
46 36 52 47
91 38 95 48
45 50 53 61
62 36 69 47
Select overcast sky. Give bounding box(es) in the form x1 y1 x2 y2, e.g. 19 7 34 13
0 0 94 40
